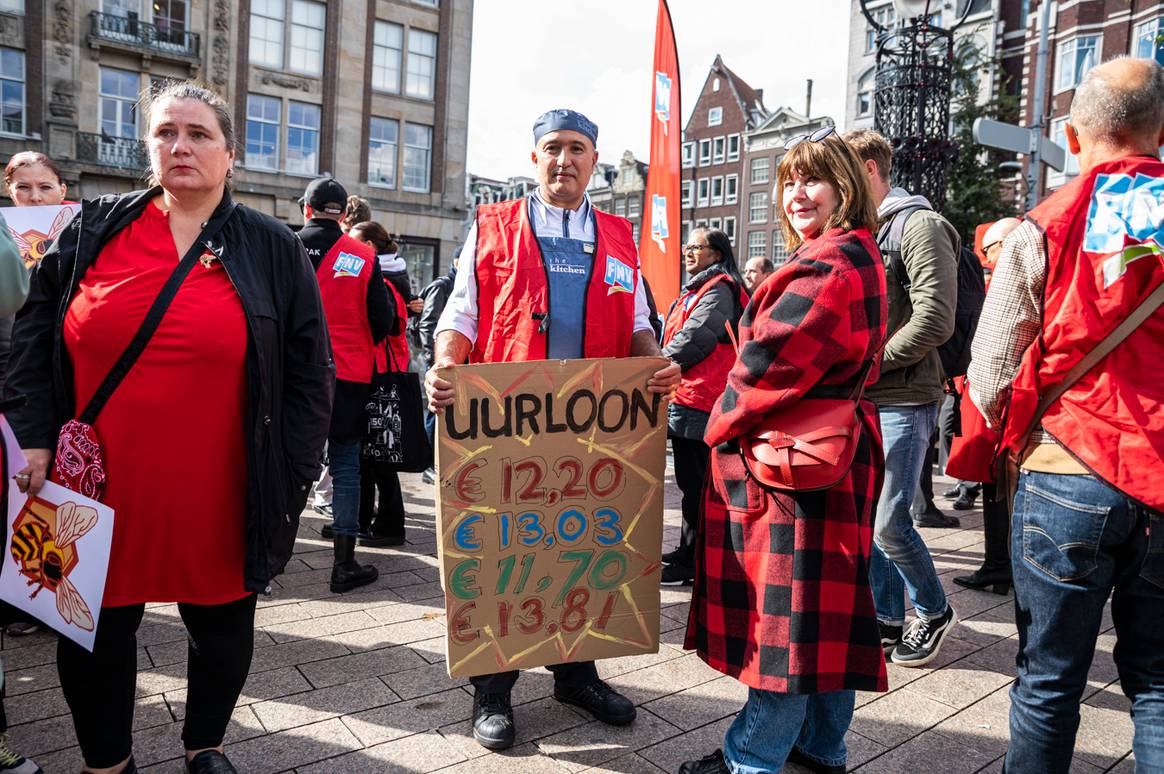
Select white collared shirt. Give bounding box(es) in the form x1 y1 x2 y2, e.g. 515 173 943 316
436 190 652 346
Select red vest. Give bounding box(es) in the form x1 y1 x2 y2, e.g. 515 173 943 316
663 273 748 413
471 198 638 364
374 278 410 373
1002 155 1164 511
316 234 376 383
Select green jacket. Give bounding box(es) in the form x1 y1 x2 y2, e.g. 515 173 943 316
0 213 27 317
867 189 959 407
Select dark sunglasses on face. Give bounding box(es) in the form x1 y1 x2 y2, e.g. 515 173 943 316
784 125 837 151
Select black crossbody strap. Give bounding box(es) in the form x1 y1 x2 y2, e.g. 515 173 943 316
78 202 239 424
1018 279 1164 446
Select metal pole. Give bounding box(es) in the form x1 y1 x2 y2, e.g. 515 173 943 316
1027 0 1052 209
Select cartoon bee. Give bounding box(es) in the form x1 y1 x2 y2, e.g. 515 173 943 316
10 206 74 267
10 500 97 631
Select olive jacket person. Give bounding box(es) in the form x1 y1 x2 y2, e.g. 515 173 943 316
4 187 334 591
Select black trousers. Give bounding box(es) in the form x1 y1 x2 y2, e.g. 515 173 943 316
359 458 405 536
670 436 710 565
470 660 599 694
57 594 257 768
980 482 1010 569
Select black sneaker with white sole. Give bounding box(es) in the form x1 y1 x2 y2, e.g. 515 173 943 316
878 621 903 655
660 562 694 586
891 607 957 667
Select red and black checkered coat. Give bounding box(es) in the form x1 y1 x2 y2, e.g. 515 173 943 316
684 226 889 694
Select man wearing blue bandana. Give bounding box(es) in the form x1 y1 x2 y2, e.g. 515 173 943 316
427 109 680 750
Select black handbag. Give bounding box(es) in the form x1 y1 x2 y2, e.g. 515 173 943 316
361 344 431 473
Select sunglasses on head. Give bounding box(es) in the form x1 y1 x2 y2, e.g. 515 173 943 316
784 125 837 151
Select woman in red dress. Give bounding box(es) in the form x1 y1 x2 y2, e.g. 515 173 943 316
682 129 888 774
5 82 332 774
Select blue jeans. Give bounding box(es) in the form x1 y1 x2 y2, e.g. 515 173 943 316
724 688 855 773
1005 470 1164 773
328 439 361 538
870 403 948 624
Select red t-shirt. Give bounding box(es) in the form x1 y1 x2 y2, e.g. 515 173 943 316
64 201 249 607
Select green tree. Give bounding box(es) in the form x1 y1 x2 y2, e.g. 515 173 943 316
942 41 1022 245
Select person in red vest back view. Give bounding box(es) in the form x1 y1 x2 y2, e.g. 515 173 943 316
968 57 1164 773
297 177 396 595
424 108 680 752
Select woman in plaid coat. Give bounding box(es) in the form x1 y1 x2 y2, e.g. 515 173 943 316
682 130 889 774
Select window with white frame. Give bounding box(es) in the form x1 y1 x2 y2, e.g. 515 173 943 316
857 69 874 117
614 198 626 216
100 67 138 139
0 0 23 13
708 106 722 126
866 5 894 52
747 230 766 258
1134 17 1164 65
681 221 691 244
709 217 721 231
772 228 788 263
402 122 432 191
628 196 641 217
368 116 398 187
632 224 640 244
750 156 769 184
245 94 280 170
749 191 768 223
697 178 709 207
727 134 740 162
406 28 437 99
372 21 403 92
1054 35 1099 92
713 136 725 164
285 100 320 175
695 219 708 229
723 216 736 244
249 0 284 68
289 0 324 74
681 141 695 168
698 139 711 166
711 176 723 206
681 180 693 207
725 174 738 205
0 48 23 135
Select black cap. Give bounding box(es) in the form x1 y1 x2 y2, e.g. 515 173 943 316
303 177 347 216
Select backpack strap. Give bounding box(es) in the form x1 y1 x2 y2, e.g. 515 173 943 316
876 205 928 293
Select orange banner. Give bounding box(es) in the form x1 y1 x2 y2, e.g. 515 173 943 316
638 0 682 317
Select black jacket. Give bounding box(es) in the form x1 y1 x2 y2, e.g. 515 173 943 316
3 187 335 593
417 269 455 368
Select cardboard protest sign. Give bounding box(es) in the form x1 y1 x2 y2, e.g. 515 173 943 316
1 416 114 651
1 204 78 266
436 357 668 678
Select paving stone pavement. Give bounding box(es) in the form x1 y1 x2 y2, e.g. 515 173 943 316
4 465 1136 773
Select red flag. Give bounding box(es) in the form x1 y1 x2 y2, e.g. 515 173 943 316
638 0 681 315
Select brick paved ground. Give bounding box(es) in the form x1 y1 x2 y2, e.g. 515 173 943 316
4 466 1137 773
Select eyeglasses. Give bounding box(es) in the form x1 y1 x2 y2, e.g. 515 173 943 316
683 244 708 254
982 240 1002 253
784 125 837 151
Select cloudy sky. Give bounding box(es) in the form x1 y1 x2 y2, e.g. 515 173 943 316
466 1 854 181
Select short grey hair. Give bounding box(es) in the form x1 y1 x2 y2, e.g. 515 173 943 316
1070 57 1164 142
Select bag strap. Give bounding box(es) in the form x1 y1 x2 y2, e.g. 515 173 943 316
78 202 239 425
1014 279 1164 447
876 206 926 293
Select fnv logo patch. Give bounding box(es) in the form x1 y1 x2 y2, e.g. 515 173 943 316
332 252 366 278
1085 173 1164 288
604 255 634 295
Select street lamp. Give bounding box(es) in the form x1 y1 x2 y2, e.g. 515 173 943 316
860 0 974 209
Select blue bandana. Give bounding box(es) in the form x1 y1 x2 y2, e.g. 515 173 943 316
532 109 598 146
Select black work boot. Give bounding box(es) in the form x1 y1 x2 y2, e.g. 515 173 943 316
330 535 379 593
472 690 515 750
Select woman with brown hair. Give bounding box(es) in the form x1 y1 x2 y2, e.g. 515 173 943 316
4 81 332 774
681 128 889 774
4 151 68 208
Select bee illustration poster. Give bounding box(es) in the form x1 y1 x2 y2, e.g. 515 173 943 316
1 204 79 267
1 416 114 651
435 357 667 678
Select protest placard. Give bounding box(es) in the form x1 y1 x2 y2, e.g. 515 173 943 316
1 204 78 266
1 416 114 651
435 357 668 678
